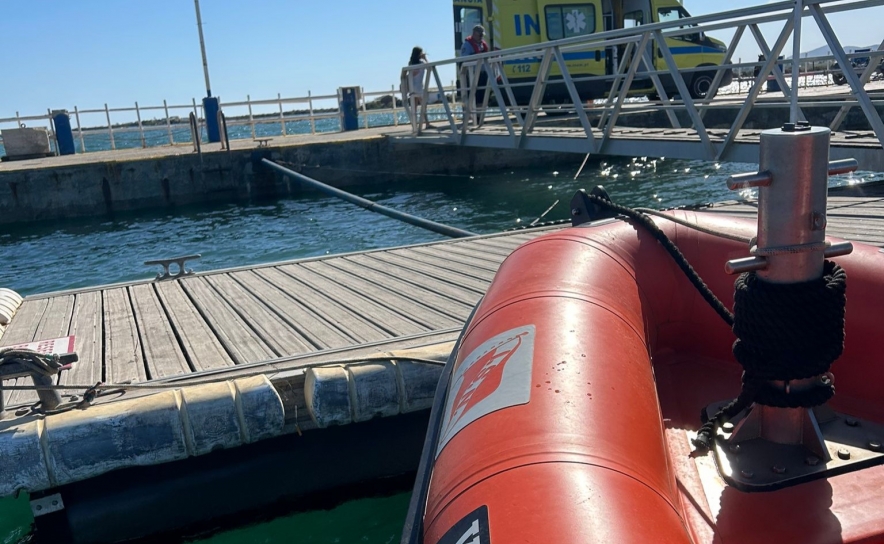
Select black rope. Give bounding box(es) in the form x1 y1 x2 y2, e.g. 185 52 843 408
692 261 847 451
0 348 67 376
586 194 735 327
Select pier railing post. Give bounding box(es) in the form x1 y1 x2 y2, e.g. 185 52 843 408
790 0 803 124
135 102 146 148
47 109 57 156
247 95 256 140
163 100 174 145
360 87 369 129
74 106 85 153
308 91 316 134
104 103 115 150
191 98 201 142
278 93 285 137
391 85 399 127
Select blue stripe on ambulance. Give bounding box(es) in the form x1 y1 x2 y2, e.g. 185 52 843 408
503 51 605 65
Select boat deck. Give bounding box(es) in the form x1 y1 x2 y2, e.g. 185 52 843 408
3 184 884 410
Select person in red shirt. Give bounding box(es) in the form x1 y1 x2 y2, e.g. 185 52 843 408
460 25 491 112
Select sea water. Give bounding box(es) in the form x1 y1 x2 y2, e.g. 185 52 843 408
0 158 877 543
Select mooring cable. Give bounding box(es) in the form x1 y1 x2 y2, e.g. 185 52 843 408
261 159 477 238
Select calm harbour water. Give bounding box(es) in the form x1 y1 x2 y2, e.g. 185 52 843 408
0 156 878 543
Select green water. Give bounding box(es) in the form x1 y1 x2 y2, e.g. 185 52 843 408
191 493 410 544
0 157 877 542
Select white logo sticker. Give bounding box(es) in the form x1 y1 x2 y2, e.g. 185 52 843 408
566 10 587 33
436 325 534 458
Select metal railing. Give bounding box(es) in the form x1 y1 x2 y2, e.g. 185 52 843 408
0 84 455 155
400 0 884 162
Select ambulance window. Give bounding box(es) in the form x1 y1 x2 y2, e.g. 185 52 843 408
545 5 596 41
657 6 691 24
657 6 700 42
459 8 483 33
623 10 643 29
456 7 484 50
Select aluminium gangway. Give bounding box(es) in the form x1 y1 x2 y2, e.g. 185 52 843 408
394 0 884 171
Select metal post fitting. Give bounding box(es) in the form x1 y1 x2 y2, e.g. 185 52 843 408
725 126 855 278
708 126 876 492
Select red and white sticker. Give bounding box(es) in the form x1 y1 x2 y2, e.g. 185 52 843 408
5 335 75 355
436 325 534 458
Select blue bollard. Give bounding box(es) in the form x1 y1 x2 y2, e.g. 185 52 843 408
52 110 76 155
339 87 360 131
202 97 221 143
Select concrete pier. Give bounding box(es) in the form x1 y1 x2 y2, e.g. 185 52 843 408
0 126 578 225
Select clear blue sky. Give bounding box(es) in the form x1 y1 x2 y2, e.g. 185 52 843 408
2 1 881 122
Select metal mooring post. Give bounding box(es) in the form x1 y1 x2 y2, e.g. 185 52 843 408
712 123 863 490
726 123 855 278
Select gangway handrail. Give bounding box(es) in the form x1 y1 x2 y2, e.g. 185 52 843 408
398 0 884 165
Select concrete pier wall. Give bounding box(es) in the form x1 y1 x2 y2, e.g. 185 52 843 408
0 136 577 225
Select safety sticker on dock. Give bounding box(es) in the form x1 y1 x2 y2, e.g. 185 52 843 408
5 335 75 355
436 325 534 458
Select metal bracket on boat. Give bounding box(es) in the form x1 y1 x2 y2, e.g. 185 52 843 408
30 494 64 517
144 254 201 281
705 127 875 491
704 402 884 491
570 186 618 227
724 154 858 275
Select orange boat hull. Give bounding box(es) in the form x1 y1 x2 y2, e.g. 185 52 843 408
425 212 884 544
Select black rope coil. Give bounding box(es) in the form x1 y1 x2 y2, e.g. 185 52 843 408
693 261 847 451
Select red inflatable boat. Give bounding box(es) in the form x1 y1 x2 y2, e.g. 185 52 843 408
404 126 884 544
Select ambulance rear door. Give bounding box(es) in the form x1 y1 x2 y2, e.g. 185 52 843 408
536 0 605 80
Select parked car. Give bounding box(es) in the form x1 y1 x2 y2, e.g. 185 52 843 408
832 49 884 85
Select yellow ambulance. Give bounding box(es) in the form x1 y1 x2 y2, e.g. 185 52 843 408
453 0 731 101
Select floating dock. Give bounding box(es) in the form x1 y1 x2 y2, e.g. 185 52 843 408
0 226 554 543
1 182 884 543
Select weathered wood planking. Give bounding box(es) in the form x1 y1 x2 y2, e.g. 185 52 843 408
5 206 884 402
9 296 76 405
63 291 103 386
343 254 482 305
300 261 464 330
324 258 474 319
130 284 192 379
180 277 276 365
1 298 51 407
250 268 391 345
103 288 147 384
204 273 321 354
408 246 503 273
364 252 491 293
277 263 428 337
154 281 233 372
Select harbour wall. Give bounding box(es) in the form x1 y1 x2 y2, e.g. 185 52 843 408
0 136 579 225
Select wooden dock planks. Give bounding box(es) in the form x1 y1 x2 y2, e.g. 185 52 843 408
103 288 147 384
0 297 50 407
249 268 391 345
4 197 884 407
154 281 234 372
130 284 192 380
180 277 276 365
63 291 103 387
